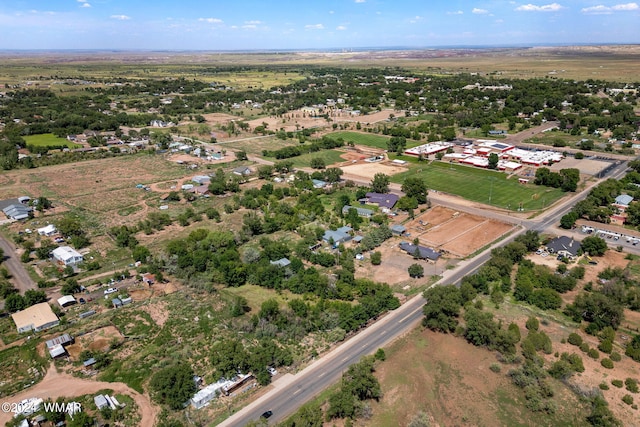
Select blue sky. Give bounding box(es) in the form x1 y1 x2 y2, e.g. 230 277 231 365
0 1 638 50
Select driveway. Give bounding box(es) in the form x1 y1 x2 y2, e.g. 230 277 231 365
0 234 37 294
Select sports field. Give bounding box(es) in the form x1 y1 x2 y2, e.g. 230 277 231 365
391 161 565 211
23 133 81 149
328 131 423 150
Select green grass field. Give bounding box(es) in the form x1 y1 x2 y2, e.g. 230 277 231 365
288 149 346 168
391 161 565 211
328 131 423 150
23 133 81 149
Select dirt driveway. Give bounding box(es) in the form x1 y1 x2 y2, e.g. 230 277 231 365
0 364 159 427
0 234 36 294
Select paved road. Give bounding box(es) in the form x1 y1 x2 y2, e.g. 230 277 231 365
0 234 36 294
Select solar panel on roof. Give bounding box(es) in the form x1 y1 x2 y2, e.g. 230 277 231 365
493 143 509 149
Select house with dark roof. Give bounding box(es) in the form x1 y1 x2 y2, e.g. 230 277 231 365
545 236 581 258
2 204 32 220
391 224 406 235
399 242 440 261
364 192 399 209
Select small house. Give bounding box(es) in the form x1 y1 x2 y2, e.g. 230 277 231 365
342 205 374 218
112 298 123 308
233 166 252 176
46 333 73 358
37 224 57 236
391 224 406 235
12 303 59 333
270 258 291 268
614 194 634 211
94 395 109 410
2 204 32 220
52 246 83 266
142 273 155 286
323 226 353 245
312 179 327 189
365 192 399 209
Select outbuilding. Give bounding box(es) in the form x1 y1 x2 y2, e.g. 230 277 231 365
57 295 77 308
37 224 57 236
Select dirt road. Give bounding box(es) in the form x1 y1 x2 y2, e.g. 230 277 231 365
0 234 36 294
0 365 158 426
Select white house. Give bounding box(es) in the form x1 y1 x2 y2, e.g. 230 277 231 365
37 224 57 236
52 246 84 266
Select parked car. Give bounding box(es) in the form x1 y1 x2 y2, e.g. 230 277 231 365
79 298 86 304
261 410 273 419
103 287 117 295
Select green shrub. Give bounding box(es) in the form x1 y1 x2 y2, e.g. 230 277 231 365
526 317 540 331
599 382 610 391
622 395 634 406
625 378 639 393
612 379 624 388
588 348 600 359
598 340 613 354
610 352 622 362
490 363 501 373
601 358 614 369
567 333 582 346
579 342 590 353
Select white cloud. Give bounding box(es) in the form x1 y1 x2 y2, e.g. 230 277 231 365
612 2 639 10
447 10 464 15
305 23 324 30
198 17 223 24
515 3 564 12
409 15 423 23
80 2 91 8
110 15 131 20
245 20 262 25
581 3 638 14
336 25 347 30
355 0 366 3
472 8 489 14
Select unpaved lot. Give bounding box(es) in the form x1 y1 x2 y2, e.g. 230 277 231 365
65 325 123 360
370 328 586 427
340 162 407 180
407 206 514 257
0 364 158 427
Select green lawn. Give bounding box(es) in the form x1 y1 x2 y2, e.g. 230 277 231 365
288 149 346 168
23 133 81 149
391 161 565 211
328 131 423 150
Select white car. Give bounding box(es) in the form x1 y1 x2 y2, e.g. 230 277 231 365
103 287 118 295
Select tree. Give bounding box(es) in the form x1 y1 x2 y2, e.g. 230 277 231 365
582 236 608 256
560 212 578 229
422 285 463 333
24 289 46 306
257 165 274 179
235 150 248 161
5 293 25 312
149 363 196 410
408 263 424 278
401 177 428 204
310 157 326 169
132 245 151 263
488 153 499 170
370 251 382 265
371 173 390 194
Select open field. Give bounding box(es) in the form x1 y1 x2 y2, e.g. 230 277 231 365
368 328 587 427
23 133 82 149
341 161 408 180
1 46 639 83
391 161 565 211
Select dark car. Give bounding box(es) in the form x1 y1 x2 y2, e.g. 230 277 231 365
261 410 273 419
79 298 86 304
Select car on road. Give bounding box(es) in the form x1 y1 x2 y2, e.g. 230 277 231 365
261 410 273 419
103 287 117 295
